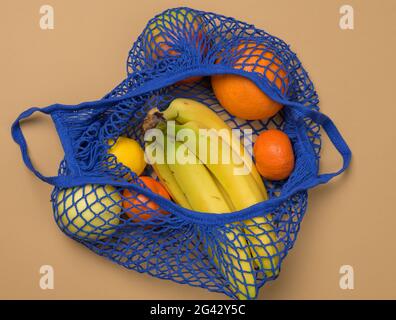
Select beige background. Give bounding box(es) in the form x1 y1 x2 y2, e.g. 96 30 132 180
1 0 395 299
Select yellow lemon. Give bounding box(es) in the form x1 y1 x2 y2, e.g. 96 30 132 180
108 137 146 176
56 184 121 240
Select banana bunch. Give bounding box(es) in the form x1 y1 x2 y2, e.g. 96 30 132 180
144 98 281 299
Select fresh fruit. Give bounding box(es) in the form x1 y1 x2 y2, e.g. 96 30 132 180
145 141 192 209
167 140 231 213
144 8 205 83
56 184 121 240
145 8 204 58
162 98 267 198
108 136 146 176
162 99 281 276
243 218 280 276
143 98 281 292
211 41 288 120
122 176 171 221
171 119 280 276
143 113 257 299
163 139 256 299
254 129 295 180
207 229 257 300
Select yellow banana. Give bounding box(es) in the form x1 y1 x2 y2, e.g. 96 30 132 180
164 140 257 299
243 216 281 277
207 228 257 300
173 120 280 276
162 98 281 277
162 98 267 198
143 98 280 295
210 171 236 211
210 172 279 277
145 142 192 209
166 140 230 213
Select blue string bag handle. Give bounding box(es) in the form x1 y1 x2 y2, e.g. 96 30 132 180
10 95 132 187
289 102 352 187
11 106 65 185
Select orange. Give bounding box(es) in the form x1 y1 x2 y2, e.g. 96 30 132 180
122 176 171 221
211 41 288 120
253 129 295 180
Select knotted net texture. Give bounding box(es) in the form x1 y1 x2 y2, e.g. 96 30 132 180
51 8 321 299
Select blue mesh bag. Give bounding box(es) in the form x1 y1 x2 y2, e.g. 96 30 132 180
11 7 351 299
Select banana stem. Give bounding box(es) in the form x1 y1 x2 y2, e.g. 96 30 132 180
142 108 167 133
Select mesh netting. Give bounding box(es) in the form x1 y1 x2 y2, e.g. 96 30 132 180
12 8 351 300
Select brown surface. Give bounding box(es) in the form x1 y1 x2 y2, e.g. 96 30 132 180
1 0 395 299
